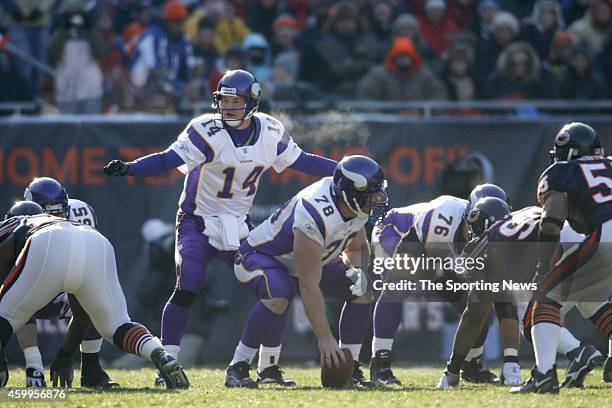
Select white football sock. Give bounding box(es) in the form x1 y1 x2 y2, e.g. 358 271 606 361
164 344 180 360
608 338 611 358
557 327 580 355
258 345 282 372
80 339 103 354
230 341 258 366
340 342 362 361
503 348 518 358
141 336 165 362
532 323 560 373
465 345 484 362
23 346 43 371
372 337 394 357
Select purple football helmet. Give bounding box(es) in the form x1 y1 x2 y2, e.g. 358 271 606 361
333 155 389 221
468 183 511 210
24 177 69 218
212 69 261 127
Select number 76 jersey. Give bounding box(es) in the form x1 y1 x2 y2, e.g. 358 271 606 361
537 156 612 233
246 177 368 276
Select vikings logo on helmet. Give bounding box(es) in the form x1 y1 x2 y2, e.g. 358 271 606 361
212 70 261 128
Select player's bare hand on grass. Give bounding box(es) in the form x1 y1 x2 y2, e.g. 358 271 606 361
318 337 345 369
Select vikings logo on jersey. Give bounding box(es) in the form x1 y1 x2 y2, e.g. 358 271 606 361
246 178 368 276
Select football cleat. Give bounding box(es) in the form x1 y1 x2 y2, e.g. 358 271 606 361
0 354 8 388
151 348 189 389
562 344 604 388
26 367 46 387
603 357 611 383
351 361 376 388
370 350 401 386
81 361 119 389
461 355 499 383
500 362 521 386
225 361 258 388
510 365 559 394
436 370 460 390
256 365 296 386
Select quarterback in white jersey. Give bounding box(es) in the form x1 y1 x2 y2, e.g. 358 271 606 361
225 156 388 388
369 185 514 387
103 69 338 385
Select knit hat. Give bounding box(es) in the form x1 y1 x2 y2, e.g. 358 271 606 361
163 0 188 21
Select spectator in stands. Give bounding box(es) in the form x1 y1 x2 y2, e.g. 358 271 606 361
544 31 576 76
247 0 281 43
558 44 609 99
271 15 298 57
562 0 590 26
0 0 56 95
363 0 397 62
0 25 33 102
392 13 437 66
594 35 612 92
471 0 499 42
265 52 327 102
186 0 250 54
242 32 273 83
483 42 556 99
299 1 374 96
475 10 520 82
208 44 246 93
130 0 193 112
521 0 566 59
189 17 221 102
48 3 107 114
412 0 477 30
356 36 448 100
418 0 461 57
441 43 478 100
568 0 611 55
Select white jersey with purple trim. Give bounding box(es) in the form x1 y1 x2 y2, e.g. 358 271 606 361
169 112 302 222
246 177 368 277
68 198 98 228
413 195 468 258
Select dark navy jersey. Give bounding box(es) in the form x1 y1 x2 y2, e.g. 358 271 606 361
537 156 612 233
0 214 72 281
463 207 542 284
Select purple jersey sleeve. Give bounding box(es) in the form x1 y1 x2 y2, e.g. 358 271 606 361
289 151 337 177
377 211 416 255
127 149 185 177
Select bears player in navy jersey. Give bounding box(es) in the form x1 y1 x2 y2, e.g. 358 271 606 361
8 177 118 389
513 122 612 393
104 69 338 386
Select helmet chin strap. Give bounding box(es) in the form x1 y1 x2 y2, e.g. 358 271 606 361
341 191 368 218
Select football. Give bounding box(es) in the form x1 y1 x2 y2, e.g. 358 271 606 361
321 348 354 388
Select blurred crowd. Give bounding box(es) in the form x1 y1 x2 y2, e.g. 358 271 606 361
0 0 610 114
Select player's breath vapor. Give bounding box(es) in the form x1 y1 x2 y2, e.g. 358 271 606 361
272 110 371 146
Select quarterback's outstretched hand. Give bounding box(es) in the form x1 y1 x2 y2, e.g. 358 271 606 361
103 160 131 176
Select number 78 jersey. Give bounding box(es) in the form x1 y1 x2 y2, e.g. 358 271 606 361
537 156 612 233
246 178 368 276
170 112 302 217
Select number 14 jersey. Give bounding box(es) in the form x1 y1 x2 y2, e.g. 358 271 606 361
170 112 303 218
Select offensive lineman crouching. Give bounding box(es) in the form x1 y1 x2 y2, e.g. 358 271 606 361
0 211 189 389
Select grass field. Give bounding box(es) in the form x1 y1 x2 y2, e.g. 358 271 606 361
1 366 609 407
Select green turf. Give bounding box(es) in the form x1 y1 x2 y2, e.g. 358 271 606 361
1 366 609 407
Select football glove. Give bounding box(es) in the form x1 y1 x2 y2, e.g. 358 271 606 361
103 160 131 176
345 267 368 297
50 354 73 388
